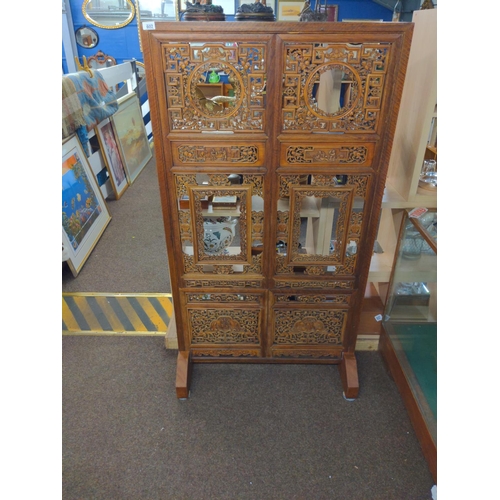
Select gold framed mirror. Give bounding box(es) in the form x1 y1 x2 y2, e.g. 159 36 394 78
82 0 136 30
75 25 99 49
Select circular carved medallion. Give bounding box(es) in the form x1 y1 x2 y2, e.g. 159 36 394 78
188 61 244 119
305 63 362 119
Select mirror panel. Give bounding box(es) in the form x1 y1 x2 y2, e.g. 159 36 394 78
276 174 369 276
282 41 392 133
189 61 242 119
288 186 353 265
175 173 265 274
82 0 135 29
75 25 99 49
308 64 360 118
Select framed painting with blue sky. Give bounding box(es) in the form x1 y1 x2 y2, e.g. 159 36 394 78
62 135 112 277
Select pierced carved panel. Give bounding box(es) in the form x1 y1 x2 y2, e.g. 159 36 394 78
273 310 346 345
174 144 261 165
189 309 261 344
275 294 350 305
163 41 267 131
281 42 391 133
185 279 262 288
192 349 260 358
179 211 192 242
284 144 374 167
175 173 265 272
288 187 351 265
274 280 353 290
276 174 369 276
186 293 262 303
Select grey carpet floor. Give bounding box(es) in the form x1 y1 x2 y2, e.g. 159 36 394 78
62 156 171 294
62 337 434 500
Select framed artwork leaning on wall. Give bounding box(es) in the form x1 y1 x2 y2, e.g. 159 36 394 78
111 92 152 184
97 118 129 199
62 135 112 277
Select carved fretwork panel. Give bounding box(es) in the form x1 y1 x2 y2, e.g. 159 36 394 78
282 143 375 167
274 279 354 290
174 173 265 274
186 293 262 303
184 279 263 288
172 143 264 166
272 309 347 346
192 348 261 358
281 41 391 133
289 187 351 265
188 308 261 345
162 41 268 132
274 294 351 305
276 174 370 276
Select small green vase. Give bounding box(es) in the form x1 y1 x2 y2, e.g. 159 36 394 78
208 70 220 83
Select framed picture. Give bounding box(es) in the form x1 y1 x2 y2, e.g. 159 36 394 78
318 4 338 22
111 92 152 184
62 135 112 277
97 118 129 199
278 1 303 21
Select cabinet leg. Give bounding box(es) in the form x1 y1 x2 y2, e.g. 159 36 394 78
176 350 192 399
339 352 359 399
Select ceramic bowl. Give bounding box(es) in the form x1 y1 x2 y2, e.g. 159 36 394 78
203 217 237 254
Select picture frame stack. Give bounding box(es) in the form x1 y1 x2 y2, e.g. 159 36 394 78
62 92 152 277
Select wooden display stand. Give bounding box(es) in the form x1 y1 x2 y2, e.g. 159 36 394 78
142 22 413 398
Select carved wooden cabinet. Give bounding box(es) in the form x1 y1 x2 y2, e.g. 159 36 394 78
142 22 413 398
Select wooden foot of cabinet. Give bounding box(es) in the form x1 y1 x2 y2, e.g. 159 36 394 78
339 352 359 399
176 351 192 399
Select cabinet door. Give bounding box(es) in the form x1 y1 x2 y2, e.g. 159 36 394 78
174 172 266 281
182 291 265 359
274 173 371 280
279 37 396 135
270 291 353 360
161 37 271 133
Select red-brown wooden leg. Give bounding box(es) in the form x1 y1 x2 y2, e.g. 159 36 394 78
339 352 359 399
176 350 192 399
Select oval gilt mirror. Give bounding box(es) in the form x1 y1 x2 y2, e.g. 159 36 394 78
82 0 136 29
75 25 99 49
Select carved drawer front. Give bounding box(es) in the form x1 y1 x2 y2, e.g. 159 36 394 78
270 294 350 360
280 142 375 168
185 293 264 358
272 277 355 291
171 142 265 167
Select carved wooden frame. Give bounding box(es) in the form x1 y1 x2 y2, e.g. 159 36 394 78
189 185 253 265
287 185 354 266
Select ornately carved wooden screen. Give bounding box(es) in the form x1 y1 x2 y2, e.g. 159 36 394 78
142 22 413 398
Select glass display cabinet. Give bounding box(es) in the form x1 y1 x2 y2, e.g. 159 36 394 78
141 22 414 400
379 208 437 482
